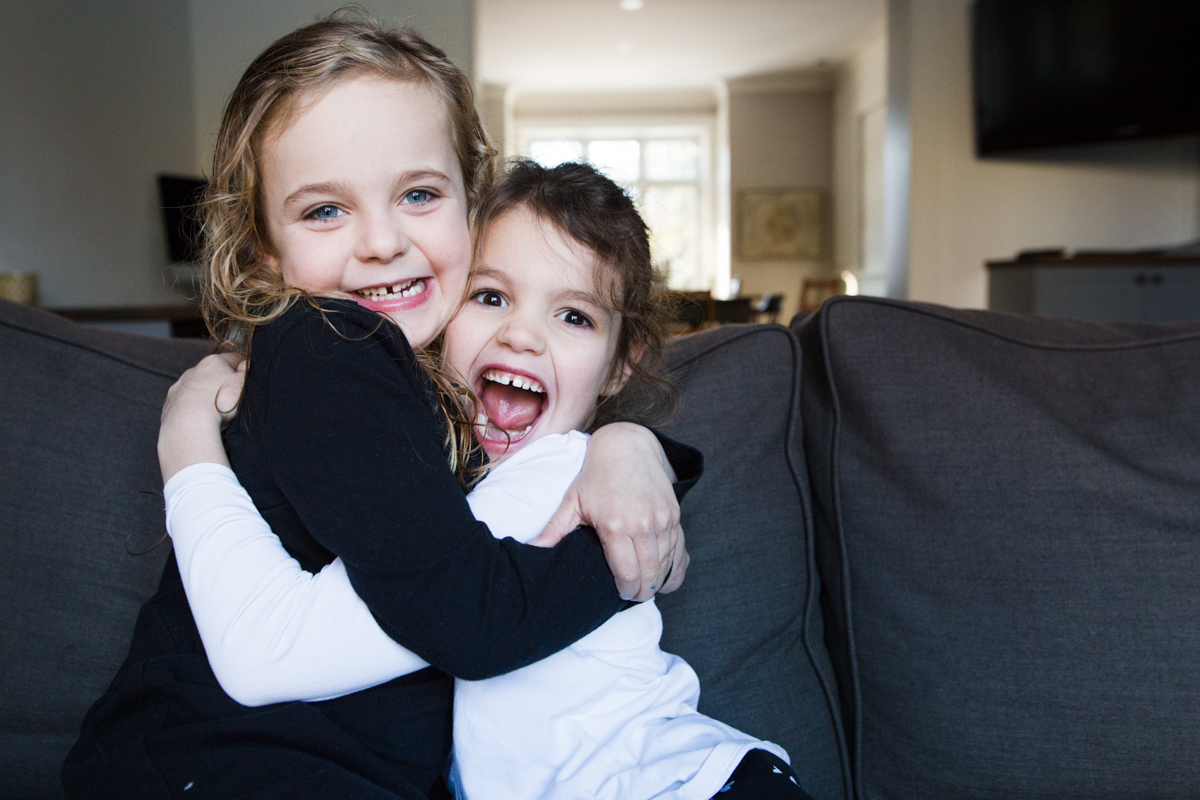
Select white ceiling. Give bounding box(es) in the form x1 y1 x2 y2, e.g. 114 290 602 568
476 0 886 92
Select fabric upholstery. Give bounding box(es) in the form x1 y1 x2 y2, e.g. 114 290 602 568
656 324 848 800
0 300 208 798
795 297 1200 799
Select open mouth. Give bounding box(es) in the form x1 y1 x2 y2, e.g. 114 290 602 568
474 368 547 456
354 278 427 302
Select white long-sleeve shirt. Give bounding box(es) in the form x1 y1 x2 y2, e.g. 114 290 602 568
165 431 787 799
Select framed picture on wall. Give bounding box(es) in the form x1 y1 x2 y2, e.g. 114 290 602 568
736 188 823 260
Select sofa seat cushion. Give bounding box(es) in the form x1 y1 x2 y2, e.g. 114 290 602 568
796 298 1200 799
657 324 848 800
0 300 208 798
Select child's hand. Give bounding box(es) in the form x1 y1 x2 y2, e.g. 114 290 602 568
533 423 689 601
158 353 247 483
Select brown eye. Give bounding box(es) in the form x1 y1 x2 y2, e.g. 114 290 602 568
557 309 592 328
473 290 506 308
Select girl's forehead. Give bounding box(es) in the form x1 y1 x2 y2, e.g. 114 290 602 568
478 207 620 308
268 76 447 142
261 77 462 191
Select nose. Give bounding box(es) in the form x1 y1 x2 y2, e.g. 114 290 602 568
497 307 546 355
354 210 409 264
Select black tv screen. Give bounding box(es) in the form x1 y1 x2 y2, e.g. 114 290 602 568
973 0 1200 155
158 174 207 264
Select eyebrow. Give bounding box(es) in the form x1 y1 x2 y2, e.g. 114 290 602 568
557 288 609 311
281 169 455 211
468 265 511 286
471 266 610 309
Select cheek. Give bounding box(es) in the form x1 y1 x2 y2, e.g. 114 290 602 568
442 312 483 365
278 239 342 292
431 219 472 286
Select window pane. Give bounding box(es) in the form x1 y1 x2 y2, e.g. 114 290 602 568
644 139 699 181
529 140 584 168
587 140 640 183
640 185 700 290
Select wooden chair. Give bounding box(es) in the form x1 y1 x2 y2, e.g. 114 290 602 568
799 277 846 312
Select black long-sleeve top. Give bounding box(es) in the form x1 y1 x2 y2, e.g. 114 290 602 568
64 299 701 799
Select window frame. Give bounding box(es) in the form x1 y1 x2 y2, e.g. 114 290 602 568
513 114 717 293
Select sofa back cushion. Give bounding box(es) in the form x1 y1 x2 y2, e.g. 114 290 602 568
796 297 1200 799
0 300 208 798
656 324 848 800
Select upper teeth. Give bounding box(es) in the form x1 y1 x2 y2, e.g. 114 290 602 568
483 369 544 393
357 279 423 300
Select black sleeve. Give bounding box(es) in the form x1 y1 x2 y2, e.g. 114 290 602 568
259 309 623 680
648 429 704 502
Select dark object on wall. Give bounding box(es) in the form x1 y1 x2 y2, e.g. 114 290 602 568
158 174 207 264
972 0 1200 155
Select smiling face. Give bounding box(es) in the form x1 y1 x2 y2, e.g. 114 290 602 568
443 206 627 464
259 76 472 349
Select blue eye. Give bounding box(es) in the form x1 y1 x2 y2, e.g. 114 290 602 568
402 189 433 205
307 204 343 221
557 309 593 328
473 290 506 307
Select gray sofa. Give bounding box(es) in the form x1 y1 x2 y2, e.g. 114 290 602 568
2 295 1199 799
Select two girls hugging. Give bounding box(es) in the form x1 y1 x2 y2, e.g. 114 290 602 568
65 13 815 800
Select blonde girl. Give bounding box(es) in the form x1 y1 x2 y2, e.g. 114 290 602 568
64 16 694 800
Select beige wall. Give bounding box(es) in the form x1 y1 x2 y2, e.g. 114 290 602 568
902 0 1200 308
832 28 887 295
188 0 474 174
0 1 475 309
1 0 198 308
729 75 835 321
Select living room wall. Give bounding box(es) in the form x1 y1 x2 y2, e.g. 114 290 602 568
897 0 1200 309
187 0 474 175
2 0 198 308
728 72 835 321
1 0 473 310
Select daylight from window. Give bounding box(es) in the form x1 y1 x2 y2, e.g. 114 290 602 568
526 134 707 291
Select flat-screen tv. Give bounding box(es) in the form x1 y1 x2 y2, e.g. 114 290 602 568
158 174 207 264
972 0 1200 155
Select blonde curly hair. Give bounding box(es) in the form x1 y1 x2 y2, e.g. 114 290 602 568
200 10 496 352
201 10 495 485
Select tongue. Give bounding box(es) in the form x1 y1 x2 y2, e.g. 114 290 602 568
480 382 543 431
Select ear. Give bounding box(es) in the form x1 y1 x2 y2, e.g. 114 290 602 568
601 343 644 397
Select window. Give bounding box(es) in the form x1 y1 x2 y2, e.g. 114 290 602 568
518 123 714 292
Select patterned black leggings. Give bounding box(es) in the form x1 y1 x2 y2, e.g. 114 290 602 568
711 748 816 799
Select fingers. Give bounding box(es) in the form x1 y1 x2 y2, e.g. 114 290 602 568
658 526 688 594
598 503 678 602
214 366 247 419
212 352 244 370
530 493 584 547
601 524 645 602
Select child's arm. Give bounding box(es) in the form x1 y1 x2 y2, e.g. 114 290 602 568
534 422 700 597
165 462 429 706
158 353 246 481
165 434 589 706
162 303 696 682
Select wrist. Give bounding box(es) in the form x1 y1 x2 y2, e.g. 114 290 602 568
158 423 231 484
593 422 675 483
